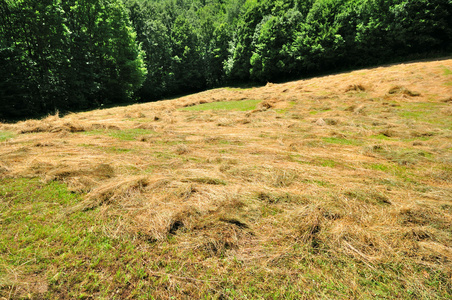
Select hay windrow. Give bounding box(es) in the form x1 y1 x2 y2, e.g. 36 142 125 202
85 176 150 207
1 59 452 299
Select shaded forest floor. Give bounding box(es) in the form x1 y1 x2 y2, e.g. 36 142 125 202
1 59 452 299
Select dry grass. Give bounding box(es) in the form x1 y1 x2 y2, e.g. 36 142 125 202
1 58 452 299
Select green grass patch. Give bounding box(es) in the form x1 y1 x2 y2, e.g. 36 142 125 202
260 205 283 217
403 136 433 142
316 158 337 168
379 148 433 166
309 108 331 115
398 102 451 129
366 163 390 172
181 99 261 112
154 151 178 160
399 110 424 119
322 137 362 146
0 131 14 142
84 128 155 141
369 160 419 184
321 160 336 168
276 101 296 114
0 178 199 298
78 144 133 153
216 139 244 146
370 134 392 140
442 66 452 76
0 179 125 298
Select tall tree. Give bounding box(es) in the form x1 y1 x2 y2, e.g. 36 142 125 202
62 0 146 106
169 16 204 94
0 0 146 120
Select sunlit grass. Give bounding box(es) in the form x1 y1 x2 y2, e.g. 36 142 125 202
83 128 155 141
322 137 362 146
398 102 451 128
370 134 392 140
365 163 390 172
0 178 176 298
442 66 452 76
181 99 261 111
0 131 14 142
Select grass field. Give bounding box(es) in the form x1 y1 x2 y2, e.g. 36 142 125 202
1 59 451 299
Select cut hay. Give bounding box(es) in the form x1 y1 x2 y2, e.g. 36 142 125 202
1 59 452 299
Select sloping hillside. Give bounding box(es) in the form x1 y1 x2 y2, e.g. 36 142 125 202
1 59 451 299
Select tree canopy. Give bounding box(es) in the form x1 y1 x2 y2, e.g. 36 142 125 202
0 0 146 119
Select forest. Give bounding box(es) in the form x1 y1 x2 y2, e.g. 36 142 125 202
1 0 451 120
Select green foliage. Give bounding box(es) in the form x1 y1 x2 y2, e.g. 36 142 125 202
250 9 304 81
224 0 452 81
169 16 204 94
0 0 146 120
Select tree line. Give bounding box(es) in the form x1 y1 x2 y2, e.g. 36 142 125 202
0 0 146 120
1 0 451 120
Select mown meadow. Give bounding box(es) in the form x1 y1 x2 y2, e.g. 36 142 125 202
0 59 451 299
